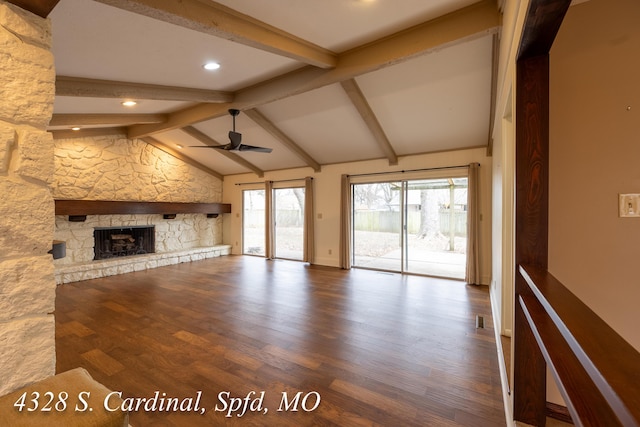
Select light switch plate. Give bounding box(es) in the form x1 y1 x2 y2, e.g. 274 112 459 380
619 194 640 217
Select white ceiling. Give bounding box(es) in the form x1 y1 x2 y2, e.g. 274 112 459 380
48 0 499 178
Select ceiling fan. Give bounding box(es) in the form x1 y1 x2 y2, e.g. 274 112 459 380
190 109 272 153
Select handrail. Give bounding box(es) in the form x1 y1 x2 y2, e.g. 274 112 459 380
518 265 640 426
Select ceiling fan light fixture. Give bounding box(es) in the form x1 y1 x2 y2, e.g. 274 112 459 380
203 61 221 71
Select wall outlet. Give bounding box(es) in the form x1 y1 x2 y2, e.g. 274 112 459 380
619 194 640 217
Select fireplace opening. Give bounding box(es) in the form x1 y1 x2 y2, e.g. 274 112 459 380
94 226 155 260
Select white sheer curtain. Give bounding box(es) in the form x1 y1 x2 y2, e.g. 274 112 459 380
265 180 274 260
303 177 314 263
465 162 480 284
339 174 352 269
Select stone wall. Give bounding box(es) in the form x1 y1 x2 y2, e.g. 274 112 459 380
0 2 56 395
54 135 221 202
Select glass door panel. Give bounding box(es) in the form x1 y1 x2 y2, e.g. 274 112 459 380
274 188 304 260
352 182 403 272
242 189 265 256
404 178 467 278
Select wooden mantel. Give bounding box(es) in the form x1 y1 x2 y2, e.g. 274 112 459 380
55 200 231 216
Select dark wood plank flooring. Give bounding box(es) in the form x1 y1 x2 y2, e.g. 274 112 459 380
55 255 505 426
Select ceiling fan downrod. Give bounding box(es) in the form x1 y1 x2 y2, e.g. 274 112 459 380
229 109 240 132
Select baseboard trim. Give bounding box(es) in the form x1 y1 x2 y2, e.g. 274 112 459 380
547 402 573 424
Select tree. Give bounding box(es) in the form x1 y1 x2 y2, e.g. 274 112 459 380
417 189 430 239
292 188 305 221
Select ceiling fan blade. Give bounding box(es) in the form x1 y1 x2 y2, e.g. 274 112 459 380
188 144 231 150
188 111 272 153
238 144 273 153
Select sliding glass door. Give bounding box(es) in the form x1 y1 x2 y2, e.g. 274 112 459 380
242 186 306 261
273 187 305 260
352 177 468 279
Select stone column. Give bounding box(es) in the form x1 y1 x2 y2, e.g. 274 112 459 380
0 1 56 395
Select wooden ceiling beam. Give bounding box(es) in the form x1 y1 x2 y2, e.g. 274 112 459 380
50 127 128 139
232 0 499 108
128 0 499 138
56 76 233 103
340 79 398 166
181 126 265 178
140 136 224 181
5 0 60 18
93 0 336 69
50 113 167 127
243 109 321 172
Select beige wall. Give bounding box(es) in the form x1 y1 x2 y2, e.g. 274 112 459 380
0 1 56 395
223 147 492 284
549 0 640 350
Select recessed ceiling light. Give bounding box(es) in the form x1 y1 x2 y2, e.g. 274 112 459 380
176 144 183 149
121 100 137 107
203 62 221 71
71 127 81 131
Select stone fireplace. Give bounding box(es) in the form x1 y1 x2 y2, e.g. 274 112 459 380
54 213 230 284
51 121 232 285
94 226 155 260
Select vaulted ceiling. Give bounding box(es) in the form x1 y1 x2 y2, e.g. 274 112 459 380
16 0 500 178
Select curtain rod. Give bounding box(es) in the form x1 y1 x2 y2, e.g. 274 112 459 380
235 177 311 186
234 164 474 184
346 164 472 178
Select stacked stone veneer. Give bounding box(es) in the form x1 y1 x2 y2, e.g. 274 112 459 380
0 2 56 395
53 135 230 284
54 136 220 202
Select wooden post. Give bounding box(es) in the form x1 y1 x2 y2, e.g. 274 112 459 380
513 1 571 423
449 181 455 251
514 53 550 426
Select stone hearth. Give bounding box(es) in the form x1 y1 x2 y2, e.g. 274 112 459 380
55 244 230 285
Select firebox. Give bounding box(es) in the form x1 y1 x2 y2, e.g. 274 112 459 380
94 226 155 260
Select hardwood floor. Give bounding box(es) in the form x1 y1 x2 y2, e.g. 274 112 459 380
55 255 505 426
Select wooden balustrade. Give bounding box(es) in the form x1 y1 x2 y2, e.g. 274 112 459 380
517 265 640 426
